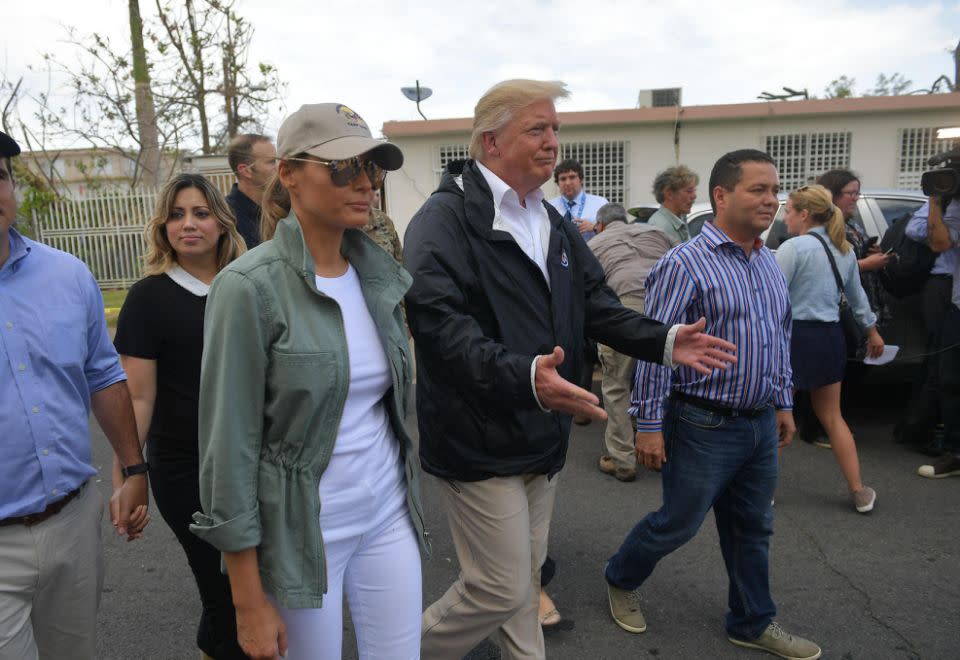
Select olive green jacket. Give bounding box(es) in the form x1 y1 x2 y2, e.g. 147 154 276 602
191 213 429 609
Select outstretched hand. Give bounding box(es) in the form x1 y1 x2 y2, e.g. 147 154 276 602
534 346 607 421
672 318 737 375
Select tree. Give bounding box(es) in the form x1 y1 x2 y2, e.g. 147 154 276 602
868 72 912 96
824 76 856 99
129 0 162 187
151 0 283 154
23 0 283 186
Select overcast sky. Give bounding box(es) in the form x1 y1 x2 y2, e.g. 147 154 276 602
3 0 958 149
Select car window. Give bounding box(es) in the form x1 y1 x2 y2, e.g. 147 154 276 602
763 205 789 249
687 212 712 237
875 198 924 229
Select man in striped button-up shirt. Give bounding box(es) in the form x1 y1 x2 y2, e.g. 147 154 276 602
604 150 822 660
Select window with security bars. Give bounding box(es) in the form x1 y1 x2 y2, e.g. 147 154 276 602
434 144 470 182
897 128 958 190
559 141 627 204
765 132 851 191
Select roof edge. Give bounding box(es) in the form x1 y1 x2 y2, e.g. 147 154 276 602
382 93 960 138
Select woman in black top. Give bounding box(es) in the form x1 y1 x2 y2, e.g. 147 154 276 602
113 173 247 659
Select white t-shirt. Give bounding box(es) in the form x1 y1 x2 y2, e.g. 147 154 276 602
313 264 405 539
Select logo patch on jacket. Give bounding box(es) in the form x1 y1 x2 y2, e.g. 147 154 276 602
560 250 569 268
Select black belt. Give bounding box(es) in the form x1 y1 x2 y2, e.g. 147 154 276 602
0 484 85 528
670 391 770 419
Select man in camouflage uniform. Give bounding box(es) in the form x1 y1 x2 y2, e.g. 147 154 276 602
364 207 403 262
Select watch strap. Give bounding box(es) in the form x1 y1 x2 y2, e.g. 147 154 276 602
121 462 150 478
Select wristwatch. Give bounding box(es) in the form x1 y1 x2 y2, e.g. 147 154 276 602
121 462 150 479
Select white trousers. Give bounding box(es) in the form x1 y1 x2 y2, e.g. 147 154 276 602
279 505 422 659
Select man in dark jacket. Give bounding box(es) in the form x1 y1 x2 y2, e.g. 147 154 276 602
404 79 736 660
225 133 276 249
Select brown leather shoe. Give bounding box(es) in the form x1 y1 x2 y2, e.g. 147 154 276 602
599 455 637 482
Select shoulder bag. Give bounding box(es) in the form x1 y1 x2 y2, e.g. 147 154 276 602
807 232 866 360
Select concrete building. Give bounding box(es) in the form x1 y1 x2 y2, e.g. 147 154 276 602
382 93 959 240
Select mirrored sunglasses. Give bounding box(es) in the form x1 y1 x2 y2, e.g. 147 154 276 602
285 156 386 187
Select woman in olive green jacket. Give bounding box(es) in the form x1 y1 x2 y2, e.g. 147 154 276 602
191 103 428 660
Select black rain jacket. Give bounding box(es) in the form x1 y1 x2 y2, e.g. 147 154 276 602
403 160 668 481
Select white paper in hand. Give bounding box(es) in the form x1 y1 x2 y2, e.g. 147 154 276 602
863 345 899 366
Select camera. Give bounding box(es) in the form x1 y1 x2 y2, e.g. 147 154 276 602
921 147 960 197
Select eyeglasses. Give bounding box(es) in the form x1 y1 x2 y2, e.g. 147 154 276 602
284 156 386 187
841 189 860 199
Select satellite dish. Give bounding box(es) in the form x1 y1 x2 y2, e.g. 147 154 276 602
402 86 432 102
401 80 432 120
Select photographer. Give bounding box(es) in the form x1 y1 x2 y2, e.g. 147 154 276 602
916 194 960 479
897 200 956 455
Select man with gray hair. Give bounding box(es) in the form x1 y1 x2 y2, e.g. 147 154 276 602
404 80 736 660
647 165 699 243
590 203 677 482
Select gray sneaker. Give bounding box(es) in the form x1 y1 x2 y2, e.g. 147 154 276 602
606 581 646 633
852 486 876 514
728 621 821 660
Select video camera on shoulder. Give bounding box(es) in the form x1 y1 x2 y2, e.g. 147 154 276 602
921 147 960 198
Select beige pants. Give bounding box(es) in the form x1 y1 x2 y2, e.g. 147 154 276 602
0 482 104 660
598 293 646 471
421 473 558 660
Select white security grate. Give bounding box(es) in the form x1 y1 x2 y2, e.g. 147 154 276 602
765 132 851 191
559 141 627 204
897 128 958 190
434 144 470 183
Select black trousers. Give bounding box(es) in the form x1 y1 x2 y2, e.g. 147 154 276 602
149 457 247 659
899 276 953 443
939 304 960 454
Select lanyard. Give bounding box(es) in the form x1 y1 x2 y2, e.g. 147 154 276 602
566 192 586 219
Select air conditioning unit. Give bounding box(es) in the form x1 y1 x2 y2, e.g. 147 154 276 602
637 88 682 108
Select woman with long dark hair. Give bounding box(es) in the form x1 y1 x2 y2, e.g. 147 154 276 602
112 173 248 659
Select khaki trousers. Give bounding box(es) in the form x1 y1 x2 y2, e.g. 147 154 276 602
0 481 104 660
421 473 558 660
598 293 646 471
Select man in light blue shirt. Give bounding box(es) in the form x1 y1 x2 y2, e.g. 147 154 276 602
915 195 960 479
0 131 149 660
547 158 610 415
646 165 699 243
548 158 609 242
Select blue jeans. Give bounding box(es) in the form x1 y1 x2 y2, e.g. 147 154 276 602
605 400 779 641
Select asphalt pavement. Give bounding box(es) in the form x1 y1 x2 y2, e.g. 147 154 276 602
92 384 959 659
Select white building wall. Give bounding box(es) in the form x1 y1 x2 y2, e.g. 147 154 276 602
385 107 959 242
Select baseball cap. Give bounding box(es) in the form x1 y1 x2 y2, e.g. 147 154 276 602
277 103 403 170
0 131 21 158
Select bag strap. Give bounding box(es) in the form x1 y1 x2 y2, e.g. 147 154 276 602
807 231 845 297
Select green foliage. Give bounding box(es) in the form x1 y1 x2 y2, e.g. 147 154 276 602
11 159 59 238
824 76 856 99
868 73 913 96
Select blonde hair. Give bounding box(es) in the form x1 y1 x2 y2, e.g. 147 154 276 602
468 79 570 160
789 184 851 254
143 173 246 275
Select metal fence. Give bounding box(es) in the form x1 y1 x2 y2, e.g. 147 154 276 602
35 170 237 289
